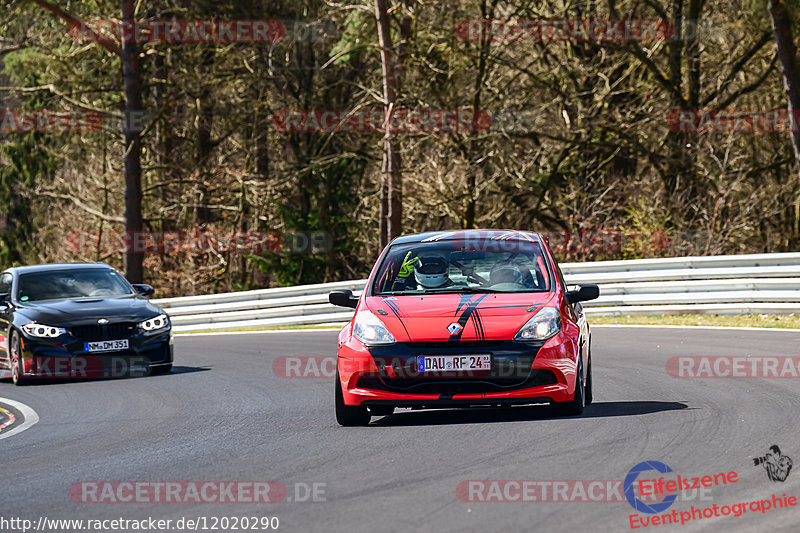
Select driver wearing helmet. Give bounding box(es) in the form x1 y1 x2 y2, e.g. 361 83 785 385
489 260 535 288
391 251 455 290
414 255 452 289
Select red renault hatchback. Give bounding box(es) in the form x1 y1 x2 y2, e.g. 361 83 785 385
329 230 599 426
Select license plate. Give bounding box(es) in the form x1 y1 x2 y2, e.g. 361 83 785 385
84 339 129 353
417 354 491 372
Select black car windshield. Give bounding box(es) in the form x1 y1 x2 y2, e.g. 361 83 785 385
372 238 552 295
16 269 134 302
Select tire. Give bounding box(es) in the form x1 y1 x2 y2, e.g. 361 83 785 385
10 330 26 386
335 372 370 426
552 357 584 416
150 364 173 375
368 405 394 417
584 355 593 406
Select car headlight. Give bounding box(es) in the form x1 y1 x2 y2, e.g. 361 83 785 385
21 323 66 338
139 313 170 332
514 306 562 341
353 310 395 346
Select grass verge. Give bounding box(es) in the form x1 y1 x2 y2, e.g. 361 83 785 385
590 314 800 329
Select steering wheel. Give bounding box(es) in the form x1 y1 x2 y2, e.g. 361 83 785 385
451 260 490 286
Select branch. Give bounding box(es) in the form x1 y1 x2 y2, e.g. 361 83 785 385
601 41 686 105
0 83 114 120
702 31 773 106
26 0 120 56
36 191 125 223
716 55 778 109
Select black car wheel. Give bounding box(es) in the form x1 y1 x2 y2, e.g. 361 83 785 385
335 372 370 426
150 364 172 375
585 354 593 406
552 357 584 416
10 330 26 386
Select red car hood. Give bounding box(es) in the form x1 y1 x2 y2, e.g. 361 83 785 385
364 292 556 342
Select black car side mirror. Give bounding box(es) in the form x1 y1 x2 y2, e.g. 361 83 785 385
133 284 155 296
0 292 8 305
329 289 358 309
566 284 600 304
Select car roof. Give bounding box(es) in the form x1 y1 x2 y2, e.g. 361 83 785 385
390 229 544 246
3 263 115 275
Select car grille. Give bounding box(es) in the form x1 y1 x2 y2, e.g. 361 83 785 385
404 341 504 348
70 323 137 340
356 369 558 394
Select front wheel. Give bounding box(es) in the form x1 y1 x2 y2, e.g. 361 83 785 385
584 355 593 405
10 330 26 386
335 372 370 426
552 358 584 416
150 364 172 375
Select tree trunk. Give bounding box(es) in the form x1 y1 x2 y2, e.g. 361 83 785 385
194 48 215 226
375 0 402 247
768 0 800 172
121 0 144 283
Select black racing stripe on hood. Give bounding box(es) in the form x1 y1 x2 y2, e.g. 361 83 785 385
449 293 489 342
383 298 402 319
473 308 486 341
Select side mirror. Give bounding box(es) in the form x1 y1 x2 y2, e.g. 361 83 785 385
566 284 599 304
329 289 358 309
0 293 8 305
133 284 155 296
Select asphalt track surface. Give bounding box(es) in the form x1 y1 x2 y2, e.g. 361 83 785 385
1 327 799 533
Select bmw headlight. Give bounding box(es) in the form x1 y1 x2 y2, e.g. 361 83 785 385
21 323 66 338
353 310 395 346
514 307 562 341
139 313 170 333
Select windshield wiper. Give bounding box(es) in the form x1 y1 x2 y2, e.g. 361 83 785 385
421 286 504 294
375 291 421 296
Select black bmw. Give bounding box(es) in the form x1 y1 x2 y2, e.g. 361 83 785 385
0 263 173 385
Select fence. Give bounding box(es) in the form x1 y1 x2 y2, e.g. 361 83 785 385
152 253 800 332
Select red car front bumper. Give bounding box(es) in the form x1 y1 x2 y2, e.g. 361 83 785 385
337 330 580 407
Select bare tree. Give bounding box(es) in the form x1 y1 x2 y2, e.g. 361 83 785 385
375 0 402 246
120 0 144 282
768 0 800 177
26 0 144 282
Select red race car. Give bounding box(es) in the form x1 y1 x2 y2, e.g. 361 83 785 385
329 230 599 426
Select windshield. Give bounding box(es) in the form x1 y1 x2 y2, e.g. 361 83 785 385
372 239 552 295
16 269 134 302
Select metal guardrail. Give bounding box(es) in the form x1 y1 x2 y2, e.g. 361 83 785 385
153 253 800 332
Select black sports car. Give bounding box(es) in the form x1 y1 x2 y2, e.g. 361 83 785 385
0 263 173 385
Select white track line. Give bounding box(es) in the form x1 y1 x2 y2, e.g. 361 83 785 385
0 398 39 440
